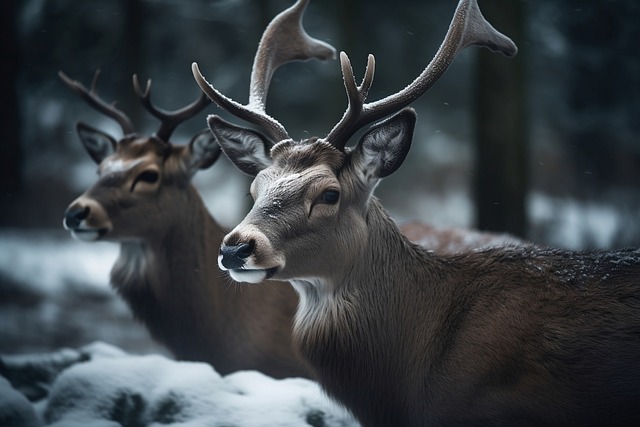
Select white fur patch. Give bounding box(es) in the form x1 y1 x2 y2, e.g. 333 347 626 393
228 269 268 284
70 229 101 242
114 242 153 285
65 217 106 242
290 278 330 332
219 252 277 284
102 158 144 175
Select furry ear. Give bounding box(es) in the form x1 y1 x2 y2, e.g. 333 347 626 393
207 115 273 177
185 129 222 175
76 122 117 164
351 108 416 183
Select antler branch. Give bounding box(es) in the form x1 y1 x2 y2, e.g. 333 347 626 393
58 70 135 136
132 74 210 142
325 0 518 150
192 0 336 144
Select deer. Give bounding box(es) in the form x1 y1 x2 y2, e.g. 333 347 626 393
59 0 338 379
400 221 526 254
192 0 640 425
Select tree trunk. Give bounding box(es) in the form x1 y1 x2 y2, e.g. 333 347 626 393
0 0 23 198
120 0 145 126
473 0 528 238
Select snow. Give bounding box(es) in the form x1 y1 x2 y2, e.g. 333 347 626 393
0 376 39 427
1 342 358 427
0 229 116 294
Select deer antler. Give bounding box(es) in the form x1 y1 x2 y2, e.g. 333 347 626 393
192 0 336 143
58 70 135 136
60 70 211 144
325 0 518 150
132 75 210 142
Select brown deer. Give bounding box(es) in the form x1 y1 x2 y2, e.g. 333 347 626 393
400 221 526 254
59 0 337 379
193 0 640 425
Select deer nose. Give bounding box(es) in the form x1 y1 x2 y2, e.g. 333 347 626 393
220 240 255 269
64 205 90 229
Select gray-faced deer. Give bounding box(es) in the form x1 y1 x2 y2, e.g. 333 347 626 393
59 0 336 379
193 0 640 425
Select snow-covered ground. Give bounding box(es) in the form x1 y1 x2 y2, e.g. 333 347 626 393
1 342 359 427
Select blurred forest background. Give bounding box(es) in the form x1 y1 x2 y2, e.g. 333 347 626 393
0 0 639 355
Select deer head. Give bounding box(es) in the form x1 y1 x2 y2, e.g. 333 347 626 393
60 70 219 243
192 0 517 284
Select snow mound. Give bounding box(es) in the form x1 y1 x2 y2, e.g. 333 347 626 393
0 375 39 427
35 344 357 427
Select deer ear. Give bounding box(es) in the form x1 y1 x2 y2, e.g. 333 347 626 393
352 108 416 181
186 129 222 174
76 122 117 164
207 115 273 177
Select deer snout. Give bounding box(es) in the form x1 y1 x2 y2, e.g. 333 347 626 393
218 226 285 283
219 240 256 270
63 198 111 241
64 204 90 230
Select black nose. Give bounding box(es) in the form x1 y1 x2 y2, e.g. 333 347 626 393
64 205 90 229
220 240 255 269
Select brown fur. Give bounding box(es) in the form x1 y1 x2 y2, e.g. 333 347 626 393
293 198 640 426
399 221 526 254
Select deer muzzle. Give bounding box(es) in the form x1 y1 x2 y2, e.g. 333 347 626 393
218 226 285 284
63 198 111 242
63 204 90 230
219 241 255 269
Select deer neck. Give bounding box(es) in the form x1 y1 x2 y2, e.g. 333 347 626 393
291 197 428 323
110 186 228 342
290 196 448 424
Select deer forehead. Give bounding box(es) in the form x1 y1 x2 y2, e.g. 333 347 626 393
100 157 145 176
269 172 304 193
271 139 345 170
121 136 168 157
100 137 167 176
255 165 337 200
252 140 345 195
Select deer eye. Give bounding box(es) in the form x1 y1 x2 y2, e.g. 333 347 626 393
131 170 159 191
319 189 340 204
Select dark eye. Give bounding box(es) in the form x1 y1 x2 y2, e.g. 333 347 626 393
131 170 159 191
320 189 340 204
